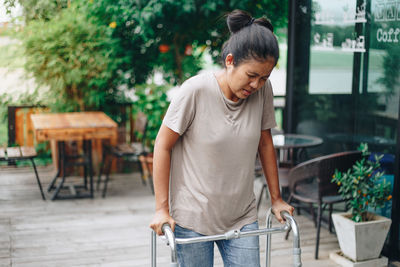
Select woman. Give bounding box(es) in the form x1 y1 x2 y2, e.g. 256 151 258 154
150 9 294 267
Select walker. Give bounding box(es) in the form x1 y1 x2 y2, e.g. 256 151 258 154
151 208 302 267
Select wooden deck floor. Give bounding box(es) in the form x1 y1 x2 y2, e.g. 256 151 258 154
0 165 342 266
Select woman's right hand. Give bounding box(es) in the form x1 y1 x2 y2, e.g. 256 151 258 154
149 208 176 236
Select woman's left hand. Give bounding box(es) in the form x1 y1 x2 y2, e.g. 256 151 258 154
271 198 295 224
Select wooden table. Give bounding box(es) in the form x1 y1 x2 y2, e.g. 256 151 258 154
31 112 118 200
31 112 118 142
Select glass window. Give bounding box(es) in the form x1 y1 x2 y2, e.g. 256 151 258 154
293 0 399 256
309 0 362 94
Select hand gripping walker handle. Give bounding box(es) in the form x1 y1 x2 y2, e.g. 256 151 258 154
151 223 179 267
161 223 179 267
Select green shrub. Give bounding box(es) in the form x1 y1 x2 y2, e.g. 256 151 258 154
4 0 69 22
134 83 170 152
332 143 392 222
23 3 128 112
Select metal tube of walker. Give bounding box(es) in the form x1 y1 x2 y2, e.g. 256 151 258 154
266 208 273 267
283 211 302 267
173 226 287 245
151 231 156 267
266 209 302 267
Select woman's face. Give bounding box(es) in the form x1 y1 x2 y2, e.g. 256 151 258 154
225 55 276 102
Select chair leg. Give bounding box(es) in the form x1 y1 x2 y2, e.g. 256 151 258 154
148 175 154 195
102 172 110 198
87 140 94 198
295 198 302 215
102 155 114 198
48 141 63 192
146 157 154 195
329 204 333 233
137 155 147 186
97 149 107 190
310 203 317 227
51 142 67 200
82 140 88 190
30 158 46 200
51 173 66 200
315 204 323 259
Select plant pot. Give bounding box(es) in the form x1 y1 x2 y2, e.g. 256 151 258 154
332 212 391 262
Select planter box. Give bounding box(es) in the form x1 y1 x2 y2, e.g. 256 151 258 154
332 212 391 262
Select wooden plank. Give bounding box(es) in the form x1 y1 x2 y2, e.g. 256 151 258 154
35 128 117 142
84 112 118 128
26 109 35 147
31 113 66 130
84 128 118 140
0 148 5 159
20 147 37 158
6 147 21 158
15 108 25 146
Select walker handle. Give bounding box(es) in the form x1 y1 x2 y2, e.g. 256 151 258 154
161 223 178 266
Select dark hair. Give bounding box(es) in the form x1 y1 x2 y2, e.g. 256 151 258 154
221 10 279 67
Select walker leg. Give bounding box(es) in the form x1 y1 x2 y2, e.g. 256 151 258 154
266 209 302 267
151 231 156 267
266 208 273 267
284 213 302 267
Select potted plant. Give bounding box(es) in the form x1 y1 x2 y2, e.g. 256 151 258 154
134 83 170 177
331 143 392 264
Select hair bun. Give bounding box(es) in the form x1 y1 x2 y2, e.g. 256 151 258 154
227 10 274 34
226 10 253 34
255 17 274 32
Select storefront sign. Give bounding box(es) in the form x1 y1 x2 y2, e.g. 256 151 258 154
373 1 399 22
376 27 400 42
373 0 400 44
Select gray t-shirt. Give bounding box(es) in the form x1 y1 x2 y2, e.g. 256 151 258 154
163 72 276 235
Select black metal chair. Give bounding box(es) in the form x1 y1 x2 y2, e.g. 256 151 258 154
96 113 150 198
0 146 46 200
285 150 362 259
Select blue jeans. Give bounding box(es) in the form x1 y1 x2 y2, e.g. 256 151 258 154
174 222 260 267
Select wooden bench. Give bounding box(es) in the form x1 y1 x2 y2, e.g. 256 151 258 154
0 146 46 200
